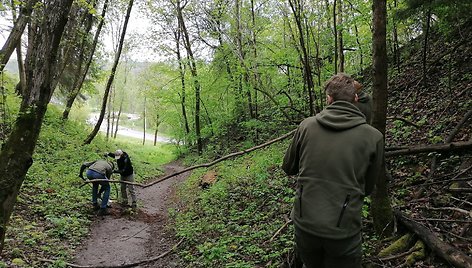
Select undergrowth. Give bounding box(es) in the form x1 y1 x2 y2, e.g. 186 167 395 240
173 143 296 267
0 104 177 267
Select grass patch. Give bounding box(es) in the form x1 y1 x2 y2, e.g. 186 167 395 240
0 104 177 267
172 142 296 267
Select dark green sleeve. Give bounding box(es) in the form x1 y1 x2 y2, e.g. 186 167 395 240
282 129 301 176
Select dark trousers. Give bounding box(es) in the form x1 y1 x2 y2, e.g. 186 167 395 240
295 226 362 268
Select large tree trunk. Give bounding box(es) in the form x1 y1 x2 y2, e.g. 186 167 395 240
114 95 124 139
0 0 39 73
370 0 394 237
336 0 344 72
234 0 255 119
176 0 203 154
84 0 134 144
395 211 472 268
421 8 431 86
288 0 316 116
11 1 27 96
333 0 338 73
0 0 73 254
174 29 190 135
62 0 110 120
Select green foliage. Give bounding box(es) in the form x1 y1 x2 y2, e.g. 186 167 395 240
1 102 176 266
173 142 296 267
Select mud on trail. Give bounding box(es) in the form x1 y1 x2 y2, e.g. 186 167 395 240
73 161 189 267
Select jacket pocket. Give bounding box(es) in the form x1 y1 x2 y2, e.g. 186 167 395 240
299 185 303 218
336 194 351 227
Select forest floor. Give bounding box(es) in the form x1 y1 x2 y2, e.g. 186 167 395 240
72 161 188 267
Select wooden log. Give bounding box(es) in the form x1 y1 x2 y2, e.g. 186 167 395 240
385 140 472 157
394 210 472 268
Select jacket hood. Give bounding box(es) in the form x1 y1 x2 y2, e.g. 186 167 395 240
316 101 366 130
357 91 370 104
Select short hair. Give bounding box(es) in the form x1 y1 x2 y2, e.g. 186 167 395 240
324 73 357 102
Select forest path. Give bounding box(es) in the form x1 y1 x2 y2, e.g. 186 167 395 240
73 161 188 267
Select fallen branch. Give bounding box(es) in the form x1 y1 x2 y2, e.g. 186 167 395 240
394 210 472 268
448 187 472 193
378 246 417 262
385 140 472 157
39 238 184 268
425 206 471 216
143 129 296 187
269 219 292 242
413 218 472 224
428 109 472 178
82 130 297 188
387 116 420 128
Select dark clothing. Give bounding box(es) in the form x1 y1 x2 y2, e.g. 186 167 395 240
107 151 137 206
354 91 372 125
295 226 362 268
80 160 114 179
79 160 114 210
282 101 384 240
108 151 134 176
87 169 110 209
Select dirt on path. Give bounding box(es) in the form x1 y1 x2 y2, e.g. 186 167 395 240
73 161 189 267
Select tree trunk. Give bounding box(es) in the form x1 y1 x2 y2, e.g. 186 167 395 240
333 0 338 74
143 97 146 145
370 0 394 237
106 85 113 140
395 211 472 268
385 140 472 157
176 0 203 154
174 29 190 135
0 0 39 73
336 0 344 73
84 0 134 145
114 95 124 139
0 0 73 254
422 8 431 86
62 0 110 120
392 0 400 71
11 1 27 96
288 0 316 116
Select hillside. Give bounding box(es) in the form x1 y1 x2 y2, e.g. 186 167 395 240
0 105 176 267
168 20 472 268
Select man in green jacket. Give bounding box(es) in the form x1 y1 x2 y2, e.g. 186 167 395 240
353 80 373 125
282 73 384 268
79 159 114 216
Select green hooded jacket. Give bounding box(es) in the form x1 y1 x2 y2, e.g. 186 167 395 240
282 101 384 239
81 160 114 179
355 91 372 124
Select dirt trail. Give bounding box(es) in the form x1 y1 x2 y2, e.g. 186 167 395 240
73 161 188 267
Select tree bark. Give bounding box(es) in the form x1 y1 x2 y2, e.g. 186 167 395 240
0 0 39 73
63 0 110 120
10 1 27 96
422 8 431 85
0 0 73 254
174 28 190 135
288 0 316 116
395 210 472 268
84 0 134 144
371 0 394 237
336 0 344 72
175 0 203 154
385 140 472 157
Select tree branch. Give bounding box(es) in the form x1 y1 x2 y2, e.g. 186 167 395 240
385 140 472 157
39 239 184 268
394 210 472 268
